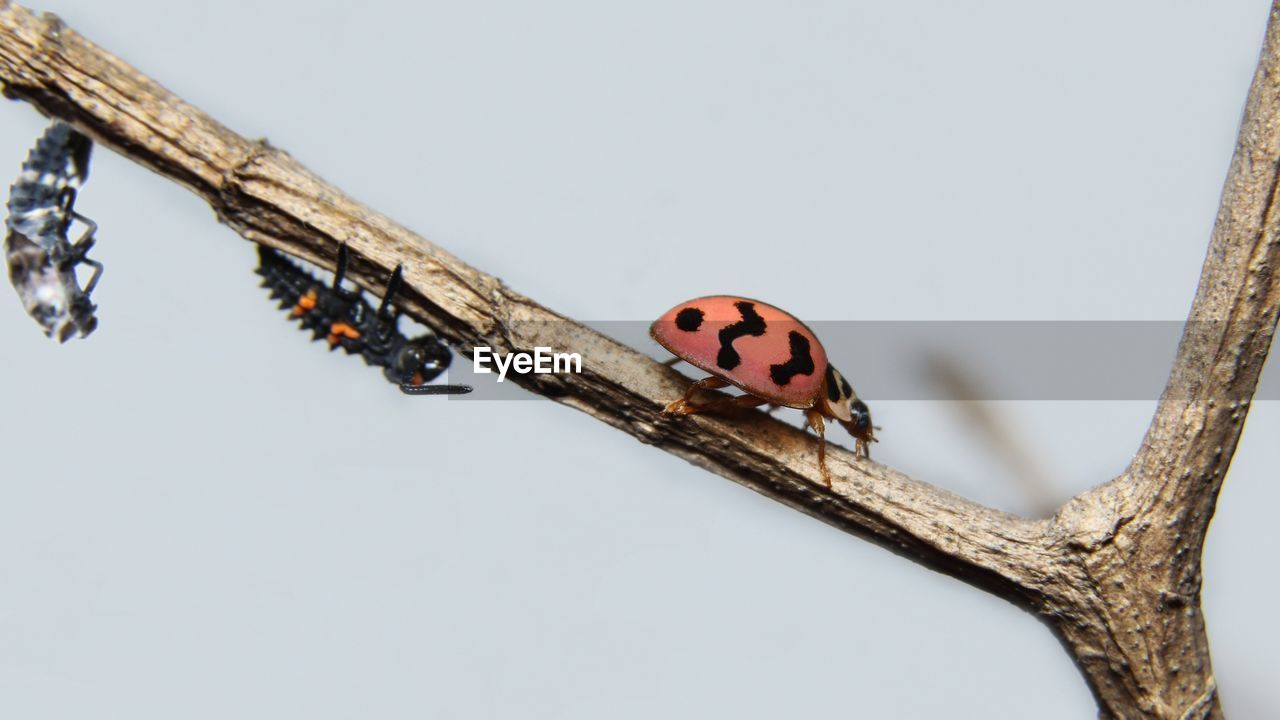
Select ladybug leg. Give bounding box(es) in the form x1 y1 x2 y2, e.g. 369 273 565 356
57 186 78 226
377 264 404 318
730 395 768 409
62 216 103 296
684 393 770 416
663 376 731 415
332 242 350 290
66 210 98 262
805 409 832 489
77 254 104 297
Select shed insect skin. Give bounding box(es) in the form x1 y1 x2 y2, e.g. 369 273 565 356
256 243 472 396
3 122 102 342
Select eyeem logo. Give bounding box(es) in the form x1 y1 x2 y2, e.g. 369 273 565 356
473 347 583 382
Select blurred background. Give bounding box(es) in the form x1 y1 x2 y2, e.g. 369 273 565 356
0 1 1275 717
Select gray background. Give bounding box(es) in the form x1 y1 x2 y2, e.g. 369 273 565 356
1 1 1276 717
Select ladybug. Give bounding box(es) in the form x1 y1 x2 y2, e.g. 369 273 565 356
651 295 875 487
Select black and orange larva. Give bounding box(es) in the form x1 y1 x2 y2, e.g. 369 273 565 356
256 244 471 395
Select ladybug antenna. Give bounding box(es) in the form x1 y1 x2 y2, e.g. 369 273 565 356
399 383 473 396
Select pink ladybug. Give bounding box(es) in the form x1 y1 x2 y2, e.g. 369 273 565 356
651 295 876 487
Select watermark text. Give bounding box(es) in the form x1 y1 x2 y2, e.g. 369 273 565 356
473 347 583 382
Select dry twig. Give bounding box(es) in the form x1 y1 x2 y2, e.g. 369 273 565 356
1 2 1276 717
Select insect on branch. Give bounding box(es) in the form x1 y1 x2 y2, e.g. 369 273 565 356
1 2 1277 717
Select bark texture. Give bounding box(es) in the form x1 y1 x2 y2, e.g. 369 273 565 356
2 2 1277 717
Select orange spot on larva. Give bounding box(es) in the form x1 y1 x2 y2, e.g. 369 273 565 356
328 322 360 346
290 289 318 317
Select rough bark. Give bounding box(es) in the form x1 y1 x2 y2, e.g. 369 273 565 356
2 2 1276 717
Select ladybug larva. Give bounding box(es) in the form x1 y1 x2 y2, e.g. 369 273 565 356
256 243 471 395
651 295 876 487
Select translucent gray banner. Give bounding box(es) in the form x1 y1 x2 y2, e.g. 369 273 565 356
436 321 1276 401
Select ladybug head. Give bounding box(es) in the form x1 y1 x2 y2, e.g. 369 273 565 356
839 398 877 458
388 335 452 387
822 364 878 458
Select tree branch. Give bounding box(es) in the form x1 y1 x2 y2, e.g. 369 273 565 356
2 2 1275 717
1030 5 1280 716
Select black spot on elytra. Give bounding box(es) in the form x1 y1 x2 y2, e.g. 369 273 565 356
825 365 840 401
716 301 767 370
770 331 816 386
675 307 704 332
